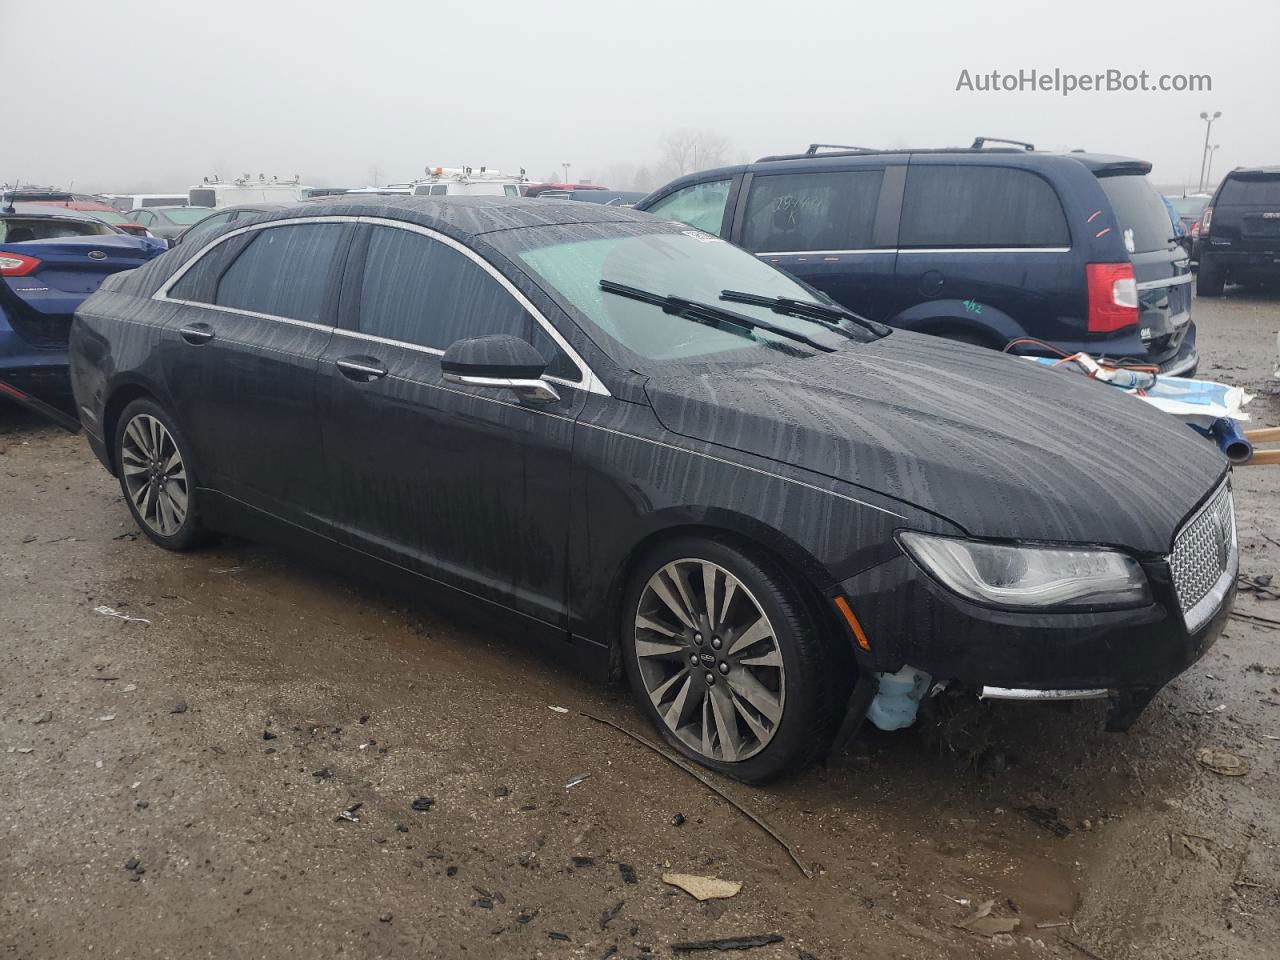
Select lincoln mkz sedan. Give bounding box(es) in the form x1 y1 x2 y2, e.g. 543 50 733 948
70 197 1236 782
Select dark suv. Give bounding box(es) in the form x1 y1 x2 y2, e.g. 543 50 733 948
635 142 1196 374
1196 167 1280 296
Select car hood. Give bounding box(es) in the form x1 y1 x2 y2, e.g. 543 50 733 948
644 332 1226 555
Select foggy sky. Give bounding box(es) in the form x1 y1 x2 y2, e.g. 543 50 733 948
4 0 1276 194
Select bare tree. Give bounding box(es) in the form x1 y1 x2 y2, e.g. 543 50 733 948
657 129 730 181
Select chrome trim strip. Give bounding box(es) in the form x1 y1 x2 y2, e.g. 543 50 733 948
758 249 893 257
898 247 1072 254
153 214 611 398
334 328 444 357
1136 273 1194 290
980 687 1111 701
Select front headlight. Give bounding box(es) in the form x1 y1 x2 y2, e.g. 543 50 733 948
898 532 1151 611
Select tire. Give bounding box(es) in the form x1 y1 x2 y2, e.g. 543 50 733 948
1197 258 1224 297
114 397 208 550
620 535 839 783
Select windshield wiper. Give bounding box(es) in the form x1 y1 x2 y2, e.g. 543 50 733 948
719 290 891 338
599 280 842 353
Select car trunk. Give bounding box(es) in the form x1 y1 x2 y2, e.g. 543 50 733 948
1095 173 1192 367
0 235 157 347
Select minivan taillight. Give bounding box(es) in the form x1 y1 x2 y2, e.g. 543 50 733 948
1086 263 1139 334
1200 205 1213 237
0 252 41 277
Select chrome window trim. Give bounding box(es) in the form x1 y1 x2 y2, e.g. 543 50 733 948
757 247 1072 257
153 214 611 397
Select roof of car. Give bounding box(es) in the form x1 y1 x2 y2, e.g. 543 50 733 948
255 195 655 237
1225 166 1280 177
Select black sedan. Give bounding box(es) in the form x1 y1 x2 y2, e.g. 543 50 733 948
69 197 1236 782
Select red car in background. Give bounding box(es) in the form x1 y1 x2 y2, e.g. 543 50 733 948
3 190 153 238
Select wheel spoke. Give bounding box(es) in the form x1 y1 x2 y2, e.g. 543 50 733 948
663 674 698 730
636 614 682 640
649 666 690 706
156 489 175 534
726 614 772 657
726 670 782 724
701 562 719 629
635 637 686 659
708 685 741 762
719 575 739 626
165 481 188 517
663 563 700 625
738 648 782 668
650 572 696 630
729 687 773 744
125 419 151 458
121 461 148 477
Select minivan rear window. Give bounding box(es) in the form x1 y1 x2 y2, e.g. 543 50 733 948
900 166 1069 248
1217 175 1280 206
1096 174 1175 254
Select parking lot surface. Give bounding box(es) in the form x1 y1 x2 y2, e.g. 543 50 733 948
3 291 1279 960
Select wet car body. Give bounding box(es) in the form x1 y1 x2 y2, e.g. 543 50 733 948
70 197 1234 778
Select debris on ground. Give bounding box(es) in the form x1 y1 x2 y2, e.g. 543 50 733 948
564 773 591 789
1237 573 1279 599
32 711 52 724
1018 805 1072 837
336 802 363 823
1173 832 1221 867
548 931 571 941
956 900 1021 937
599 899 624 930
571 856 594 867
93 605 151 625
170 702 188 714
378 912 392 922
1196 747 1250 776
670 934 784 952
548 705 569 714
411 796 435 811
671 813 687 826
662 873 742 901
618 863 637 885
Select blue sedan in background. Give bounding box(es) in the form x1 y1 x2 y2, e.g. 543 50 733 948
1 200 162 425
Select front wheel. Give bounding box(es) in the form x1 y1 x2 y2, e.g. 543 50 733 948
621 537 838 783
114 398 208 550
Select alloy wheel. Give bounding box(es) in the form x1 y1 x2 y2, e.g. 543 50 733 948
120 414 188 537
633 558 785 763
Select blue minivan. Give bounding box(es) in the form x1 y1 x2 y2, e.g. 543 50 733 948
635 142 1197 374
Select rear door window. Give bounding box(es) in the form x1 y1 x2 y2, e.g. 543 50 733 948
214 223 347 323
168 233 256 303
900 166 1070 248
644 179 731 235
740 170 883 252
1217 175 1280 206
1096 174 1177 253
357 225 578 380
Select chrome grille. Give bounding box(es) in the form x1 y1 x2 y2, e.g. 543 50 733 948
1170 481 1235 618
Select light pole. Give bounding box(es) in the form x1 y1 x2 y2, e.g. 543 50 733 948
561 162 571 183
1197 111 1220 192
1205 144 1221 189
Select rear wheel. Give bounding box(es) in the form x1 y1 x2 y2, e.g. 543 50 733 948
1197 258 1224 297
114 398 208 550
621 536 836 782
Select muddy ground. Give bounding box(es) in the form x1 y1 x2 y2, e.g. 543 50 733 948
3 290 1279 960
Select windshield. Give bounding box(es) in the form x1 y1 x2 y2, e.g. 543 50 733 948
494 223 876 368
1097 174 1176 254
160 207 213 225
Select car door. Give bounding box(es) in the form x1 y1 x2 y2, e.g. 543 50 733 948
157 219 352 529
730 165 900 320
315 222 588 628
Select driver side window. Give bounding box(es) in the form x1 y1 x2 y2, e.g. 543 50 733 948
644 179 731 235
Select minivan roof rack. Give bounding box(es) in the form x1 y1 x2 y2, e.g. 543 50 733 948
972 137 1035 151
805 143 877 155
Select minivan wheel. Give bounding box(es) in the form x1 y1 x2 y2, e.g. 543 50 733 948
114 398 207 550
1197 259 1224 297
621 537 835 783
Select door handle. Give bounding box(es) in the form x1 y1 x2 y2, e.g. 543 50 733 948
179 322 214 345
335 356 388 381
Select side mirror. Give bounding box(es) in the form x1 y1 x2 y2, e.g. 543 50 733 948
441 334 559 404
